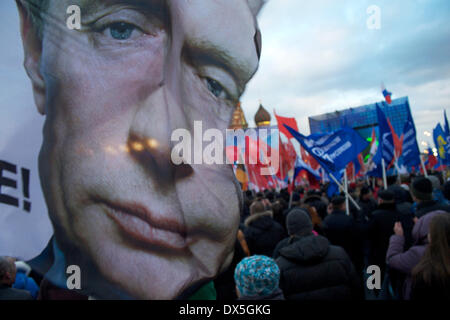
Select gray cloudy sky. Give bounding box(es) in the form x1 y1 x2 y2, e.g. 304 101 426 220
241 0 450 151
1 0 449 153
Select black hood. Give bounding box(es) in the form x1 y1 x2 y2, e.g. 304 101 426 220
376 202 397 212
244 211 274 231
279 235 330 262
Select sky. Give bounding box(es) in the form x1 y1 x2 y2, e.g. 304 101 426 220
241 0 450 151
0 0 449 152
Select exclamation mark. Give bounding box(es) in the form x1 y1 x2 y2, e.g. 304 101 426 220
21 168 31 212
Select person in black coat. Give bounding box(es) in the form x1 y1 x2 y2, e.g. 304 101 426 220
387 184 415 250
0 257 33 300
275 209 361 300
412 177 450 218
243 201 286 257
358 186 378 222
322 196 364 276
368 189 401 288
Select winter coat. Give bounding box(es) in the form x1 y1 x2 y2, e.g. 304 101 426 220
238 288 285 300
414 200 450 218
386 210 447 300
276 234 361 300
411 273 450 300
388 185 413 204
0 284 33 300
243 211 286 257
321 210 364 273
358 198 378 221
368 203 401 272
215 234 249 301
12 271 39 299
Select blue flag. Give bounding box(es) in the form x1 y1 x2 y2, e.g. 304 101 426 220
285 125 368 177
352 157 361 176
401 111 421 167
444 110 450 162
326 168 345 198
368 104 395 176
445 110 450 137
433 123 449 164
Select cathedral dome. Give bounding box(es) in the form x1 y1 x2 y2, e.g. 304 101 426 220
254 103 271 127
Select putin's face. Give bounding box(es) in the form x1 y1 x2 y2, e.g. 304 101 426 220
19 0 261 299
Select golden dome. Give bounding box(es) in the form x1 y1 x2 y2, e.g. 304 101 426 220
230 102 248 130
254 103 271 127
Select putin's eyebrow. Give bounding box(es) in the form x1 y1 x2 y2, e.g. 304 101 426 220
77 0 166 18
184 41 255 95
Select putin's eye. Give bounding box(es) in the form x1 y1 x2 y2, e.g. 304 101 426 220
106 22 140 40
205 77 227 99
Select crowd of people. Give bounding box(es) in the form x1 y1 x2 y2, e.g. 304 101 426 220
1 172 450 300
216 172 450 301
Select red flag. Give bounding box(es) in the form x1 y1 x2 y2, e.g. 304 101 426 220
387 118 404 160
346 162 354 181
306 171 320 190
277 138 290 180
274 111 299 140
369 127 377 156
357 153 365 175
247 163 269 191
277 135 297 180
426 154 438 170
300 145 308 162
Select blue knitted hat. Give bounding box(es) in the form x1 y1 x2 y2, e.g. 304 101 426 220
234 255 280 297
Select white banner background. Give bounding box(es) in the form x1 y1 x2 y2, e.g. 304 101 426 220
0 1 53 260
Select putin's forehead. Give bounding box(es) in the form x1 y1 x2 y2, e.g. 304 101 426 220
48 0 260 88
175 0 260 87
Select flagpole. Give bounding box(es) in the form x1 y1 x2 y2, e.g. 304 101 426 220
352 163 356 183
382 158 387 189
394 152 401 184
440 158 445 182
328 173 361 211
344 169 350 216
288 177 294 209
321 168 324 184
288 191 293 209
420 154 428 177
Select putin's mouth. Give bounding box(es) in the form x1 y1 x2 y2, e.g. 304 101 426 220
100 199 188 251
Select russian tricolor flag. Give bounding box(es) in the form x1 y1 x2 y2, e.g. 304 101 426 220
381 83 392 104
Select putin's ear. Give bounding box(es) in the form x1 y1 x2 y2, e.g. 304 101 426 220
16 0 46 115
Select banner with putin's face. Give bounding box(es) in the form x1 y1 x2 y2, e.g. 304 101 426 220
0 0 266 299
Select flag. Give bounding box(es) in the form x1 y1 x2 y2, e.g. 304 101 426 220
443 110 450 162
277 138 296 180
425 148 438 170
285 125 368 177
274 111 299 140
369 127 377 156
277 138 288 180
401 112 421 167
368 104 395 177
326 168 345 198
293 156 321 182
445 110 450 137
349 154 363 179
387 118 403 161
381 83 392 104
356 153 365 175
433 123 449 164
